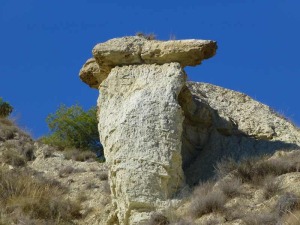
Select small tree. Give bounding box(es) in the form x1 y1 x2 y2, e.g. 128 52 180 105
0 97 13 118
42 104 102 154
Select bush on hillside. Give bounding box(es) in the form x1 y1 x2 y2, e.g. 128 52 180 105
41 104 103 155
0 97 13 118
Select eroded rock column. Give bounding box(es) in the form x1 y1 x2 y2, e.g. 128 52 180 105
99 63 185 224
79 36 217 225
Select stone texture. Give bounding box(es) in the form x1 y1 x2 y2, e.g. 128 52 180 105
98 63 186 224
79 58 103 89
181 82 300 184
80 36 217 88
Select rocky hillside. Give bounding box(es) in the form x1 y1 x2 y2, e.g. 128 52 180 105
1 35 300 225
1 116 300 225
0 118 111 225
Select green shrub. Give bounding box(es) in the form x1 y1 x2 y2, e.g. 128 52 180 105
0 97 13 118
41 104 102 154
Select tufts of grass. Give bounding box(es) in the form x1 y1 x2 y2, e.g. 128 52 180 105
147 213 169 225
283 210 300 225
243 212 279 225
136 32 156 40
189 182 226 218
219 177 242 198
1 149 27 167
214 157 238 179
0 167 82 224
58 165 76 178
58 165 86 178
63 149 97 162
215 152 300 187
171 219 195 225
276 192 300 217
262 176 282 200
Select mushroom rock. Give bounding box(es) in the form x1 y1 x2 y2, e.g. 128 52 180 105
80 36 217 89
79 36 217 225
79 36 300 225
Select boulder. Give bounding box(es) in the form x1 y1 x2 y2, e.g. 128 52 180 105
181 82 300 184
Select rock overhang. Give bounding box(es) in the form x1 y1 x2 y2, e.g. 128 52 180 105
79 36 217 88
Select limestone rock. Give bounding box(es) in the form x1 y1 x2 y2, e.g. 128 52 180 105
181 82 300 184
79 58 103 89
79 36 300 225
80 36 217 88
98 63 185 225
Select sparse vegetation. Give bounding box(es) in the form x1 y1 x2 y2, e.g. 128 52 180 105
190 182 226 218
136 32 156 40
58 165 86 178
219 177 242 198
148 213 170 225
63 148 97 161
41 104 102 154
276 192 300 216
262 175 282 200
157 150 300 224
243 212 279 225
0 97 13 118
0 167 82 224
1 149 27 167
0 117 108 224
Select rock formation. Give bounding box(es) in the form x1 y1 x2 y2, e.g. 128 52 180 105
79 36 300 225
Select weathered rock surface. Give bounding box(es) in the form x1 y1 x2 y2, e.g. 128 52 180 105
79 58 102 88
80 36 217 88
79 36 300 225
98 63 186 224
181 82 300 184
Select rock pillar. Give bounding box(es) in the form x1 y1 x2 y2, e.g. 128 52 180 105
79 36 217 224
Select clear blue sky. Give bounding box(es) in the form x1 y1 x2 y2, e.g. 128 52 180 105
1 0 299 138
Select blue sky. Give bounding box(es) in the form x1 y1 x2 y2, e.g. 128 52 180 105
1 0 299 138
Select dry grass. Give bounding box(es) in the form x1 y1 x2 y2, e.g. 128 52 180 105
262 175 282 200
147 213 170 225
171 219 195 225
276 192 300 216
1 149 27 167
214 157 238 179
283 210 300 225
85 182 100 189
172 150 300 223
136 32 156 40
0 167 82 224
189 182 226 218
58 165 86 178
243 212 279 225
219 177 242 198
97 171 108 181
215 152 300 187
63 149 97 162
